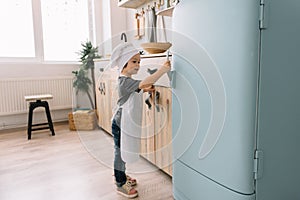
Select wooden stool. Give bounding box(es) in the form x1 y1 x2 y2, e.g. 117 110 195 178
25 94 55 140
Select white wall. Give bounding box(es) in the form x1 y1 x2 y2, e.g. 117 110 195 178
0 62 77 79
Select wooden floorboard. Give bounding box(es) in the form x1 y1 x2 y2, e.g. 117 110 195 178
0 123 173 200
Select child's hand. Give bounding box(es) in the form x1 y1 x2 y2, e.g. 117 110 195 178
143 85 155 92
161 60 171 73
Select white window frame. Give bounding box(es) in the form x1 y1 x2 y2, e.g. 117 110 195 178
0 0 96 64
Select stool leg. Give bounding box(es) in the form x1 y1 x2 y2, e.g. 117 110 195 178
44 102 55 136
27 103 34 140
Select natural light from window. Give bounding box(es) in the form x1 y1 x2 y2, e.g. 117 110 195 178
0 0 35 57
41 0 90 61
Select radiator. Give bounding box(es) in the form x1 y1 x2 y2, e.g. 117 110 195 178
0 77 74 116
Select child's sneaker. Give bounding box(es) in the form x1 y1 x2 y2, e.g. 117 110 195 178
113 175 137 187
126 175 137 186
117 181 138 198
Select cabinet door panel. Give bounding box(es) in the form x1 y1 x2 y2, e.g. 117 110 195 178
96 68 118 135
141 92 156 164
154 87 172 175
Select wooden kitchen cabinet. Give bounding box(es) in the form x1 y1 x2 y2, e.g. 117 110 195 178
141 86 172 176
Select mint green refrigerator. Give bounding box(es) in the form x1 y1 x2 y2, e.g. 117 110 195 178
171 0 300 199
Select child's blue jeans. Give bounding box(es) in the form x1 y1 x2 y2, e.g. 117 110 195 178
112 119 127 187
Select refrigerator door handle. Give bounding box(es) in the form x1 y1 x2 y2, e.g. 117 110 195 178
168 70 176 88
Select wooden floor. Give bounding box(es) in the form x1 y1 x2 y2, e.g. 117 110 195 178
0 123 173 200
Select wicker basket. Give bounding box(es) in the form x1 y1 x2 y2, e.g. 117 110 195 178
68 112 76 131
68 110 96 131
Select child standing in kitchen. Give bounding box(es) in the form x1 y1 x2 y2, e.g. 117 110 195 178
110 42 170 198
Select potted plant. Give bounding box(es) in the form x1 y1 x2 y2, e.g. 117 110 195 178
72 41 100 109
70 41 100 131
72 68 94 109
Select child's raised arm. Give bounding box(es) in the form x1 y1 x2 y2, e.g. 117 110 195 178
139 60 171 89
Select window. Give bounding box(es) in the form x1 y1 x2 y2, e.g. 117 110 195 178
0 0 94 62
41 0 90 61
0 0 35 57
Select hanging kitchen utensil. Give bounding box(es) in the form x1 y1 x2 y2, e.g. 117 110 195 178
140 8 145 37
145 5 151 41
135 11 141 39
165 0 170 8
161 16 167 42
149 6 157 43
156 15 168 42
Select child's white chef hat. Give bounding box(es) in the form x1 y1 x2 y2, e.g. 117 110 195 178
110 43 140 73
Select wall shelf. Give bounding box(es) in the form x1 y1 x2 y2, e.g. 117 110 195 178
118 0 152 9
156 6 174 17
